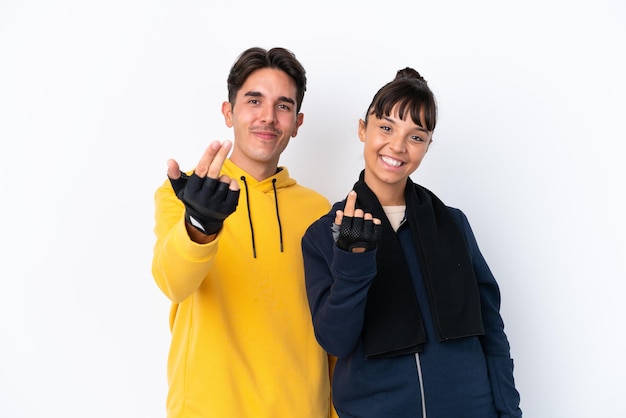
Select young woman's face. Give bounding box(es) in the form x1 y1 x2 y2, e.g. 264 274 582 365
359 104 432 196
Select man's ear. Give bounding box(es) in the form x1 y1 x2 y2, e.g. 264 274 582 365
291 112 304 137
222 101 233 127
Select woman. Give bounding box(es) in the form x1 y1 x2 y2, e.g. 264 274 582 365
301 68 522 417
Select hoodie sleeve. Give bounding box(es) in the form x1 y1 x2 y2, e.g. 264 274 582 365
301 216 378 358
152 177 219 303
450 208 522 417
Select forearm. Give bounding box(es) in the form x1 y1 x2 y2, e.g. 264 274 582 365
152 218 217 303
304 241 377 358
453 209 521 415
152 180 217 302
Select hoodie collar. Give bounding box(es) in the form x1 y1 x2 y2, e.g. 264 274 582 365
222 159 296 192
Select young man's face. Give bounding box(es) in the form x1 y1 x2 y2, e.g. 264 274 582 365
222 67 303 178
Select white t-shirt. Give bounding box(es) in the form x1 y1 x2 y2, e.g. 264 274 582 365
383 205 406 231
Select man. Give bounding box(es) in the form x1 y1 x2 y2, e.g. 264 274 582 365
152 47 334 417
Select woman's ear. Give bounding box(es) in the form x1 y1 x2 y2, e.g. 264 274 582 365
358 119 367 143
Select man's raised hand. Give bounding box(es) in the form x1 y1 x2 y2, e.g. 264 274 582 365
168 140 240 236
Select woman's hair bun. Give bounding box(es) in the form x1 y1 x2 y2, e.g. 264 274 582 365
395 67 426 84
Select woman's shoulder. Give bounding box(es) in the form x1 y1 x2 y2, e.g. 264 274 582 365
304 200 345 235
445 205 471 229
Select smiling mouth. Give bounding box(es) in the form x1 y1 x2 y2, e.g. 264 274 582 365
251 129 280 140
381 155 403 167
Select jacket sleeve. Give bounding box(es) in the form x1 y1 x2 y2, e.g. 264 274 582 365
151 177 219 303
301 219 378 358
451 208 523 418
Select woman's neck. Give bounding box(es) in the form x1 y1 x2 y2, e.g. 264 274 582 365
366 180 406 206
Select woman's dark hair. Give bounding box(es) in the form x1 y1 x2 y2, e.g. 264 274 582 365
364 67 437 132
226 47 307 113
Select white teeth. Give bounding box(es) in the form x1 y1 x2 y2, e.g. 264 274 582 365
381 155 402 167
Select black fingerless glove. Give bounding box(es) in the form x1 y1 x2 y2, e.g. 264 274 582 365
335 216 382 252
169 172 240 235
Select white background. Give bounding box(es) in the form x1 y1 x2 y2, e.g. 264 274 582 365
1 1 625 417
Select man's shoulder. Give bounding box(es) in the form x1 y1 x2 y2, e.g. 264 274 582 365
287 183 330 204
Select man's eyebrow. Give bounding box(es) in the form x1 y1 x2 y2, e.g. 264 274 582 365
243 91 295 105
278 96 296 105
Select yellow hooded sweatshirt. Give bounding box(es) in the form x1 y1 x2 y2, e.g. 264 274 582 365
152 159 334 418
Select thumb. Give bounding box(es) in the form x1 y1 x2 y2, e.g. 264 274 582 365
167 159 182 179
334 210 344 226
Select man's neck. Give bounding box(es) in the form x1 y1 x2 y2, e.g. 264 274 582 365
229 157 280 182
